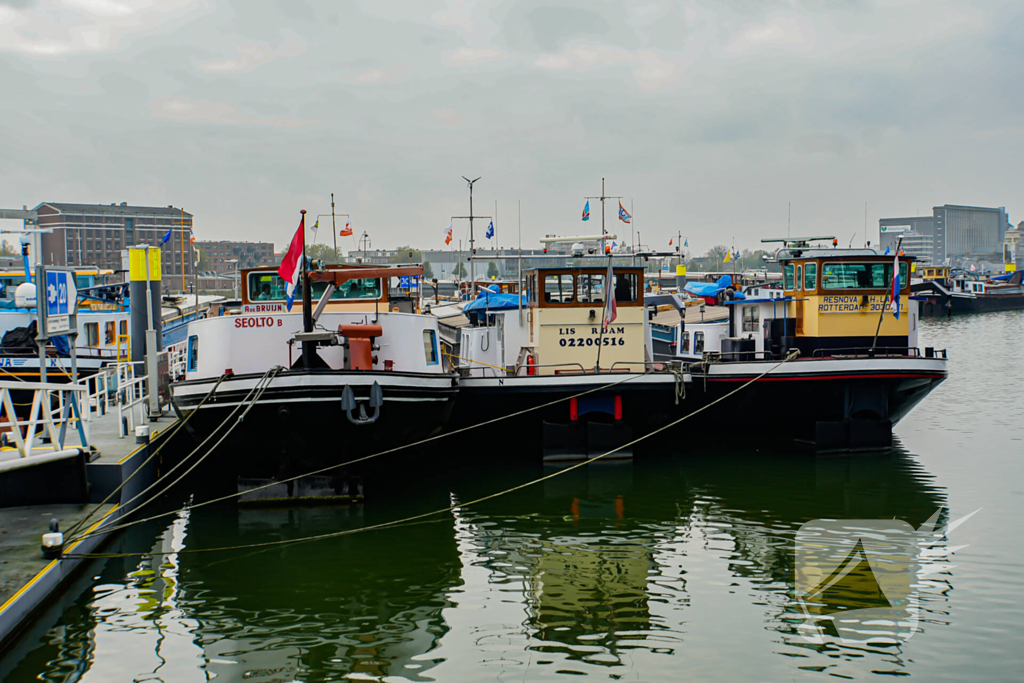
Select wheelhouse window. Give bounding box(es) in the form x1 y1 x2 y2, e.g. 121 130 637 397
544 274 574 303
795 265 803 291
742 305 759 333
804 263 817 290
576 273 605 303
821 262 909 290
247 272 382 301
104 321 115 345
85 322 99 347
613 273 639 302
694 331 705 354
422 330 439 364
681 331 690 353
783 264 795 290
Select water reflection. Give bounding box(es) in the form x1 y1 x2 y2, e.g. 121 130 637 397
4 447 953 682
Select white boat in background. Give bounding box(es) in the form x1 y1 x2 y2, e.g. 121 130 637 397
0 266 219 382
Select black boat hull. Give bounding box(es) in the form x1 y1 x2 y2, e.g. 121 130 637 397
688 356 948 450
170 369 458 485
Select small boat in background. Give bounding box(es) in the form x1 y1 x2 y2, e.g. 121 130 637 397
912 265 1024 316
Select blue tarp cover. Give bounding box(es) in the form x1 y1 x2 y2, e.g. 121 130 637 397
684 275 746 300
462 288 521 313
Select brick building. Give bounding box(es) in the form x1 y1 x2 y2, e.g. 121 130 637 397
198 240 276 274
35 202 195 290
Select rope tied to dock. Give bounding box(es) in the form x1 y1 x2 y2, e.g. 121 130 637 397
64 350 801 560
65 367 655 544
62 371 232 540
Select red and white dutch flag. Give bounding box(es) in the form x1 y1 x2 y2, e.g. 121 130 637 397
889 252 901 320
603 256 617 330
278 213 305 311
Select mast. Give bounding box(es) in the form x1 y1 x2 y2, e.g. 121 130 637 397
331 193 337 263
585 177 622 255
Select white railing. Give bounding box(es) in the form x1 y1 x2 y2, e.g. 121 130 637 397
116 361 149 438
167 340 188 382
0 381 90 460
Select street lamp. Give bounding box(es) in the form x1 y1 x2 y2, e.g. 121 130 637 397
226 259 239 299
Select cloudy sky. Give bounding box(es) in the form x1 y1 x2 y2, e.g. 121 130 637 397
1 0 1022 254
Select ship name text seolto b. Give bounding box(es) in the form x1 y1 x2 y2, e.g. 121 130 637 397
678 237 948 451
170 213 457 487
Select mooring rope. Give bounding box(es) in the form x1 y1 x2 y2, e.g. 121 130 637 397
63 350 799 559
66 368 276 542
67 367 657 543
63 371 231 539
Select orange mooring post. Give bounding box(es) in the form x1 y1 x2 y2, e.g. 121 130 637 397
338 324 383 370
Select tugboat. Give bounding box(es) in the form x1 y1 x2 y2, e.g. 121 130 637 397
912 265 1024 316
676 237 948 451
170 253 458 485
448 262 691 461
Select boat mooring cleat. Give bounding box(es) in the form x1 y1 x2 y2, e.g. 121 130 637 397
41 519 64 559
341 382 384 425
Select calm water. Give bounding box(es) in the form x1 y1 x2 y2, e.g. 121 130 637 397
2 313 1023 682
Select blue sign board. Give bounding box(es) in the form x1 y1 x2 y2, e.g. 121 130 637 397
399 276 412 288
46 271 71 316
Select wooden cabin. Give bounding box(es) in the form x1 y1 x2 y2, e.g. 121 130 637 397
521 266 647 374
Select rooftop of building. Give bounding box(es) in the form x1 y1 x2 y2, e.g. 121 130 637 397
35 202 192 218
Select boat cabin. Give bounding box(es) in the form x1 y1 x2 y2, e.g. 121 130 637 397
457 266 648 376
677 248 919 361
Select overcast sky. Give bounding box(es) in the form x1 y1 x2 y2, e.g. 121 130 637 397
1 0 1022 254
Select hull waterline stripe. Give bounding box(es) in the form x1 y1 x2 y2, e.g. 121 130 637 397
704 372 947 382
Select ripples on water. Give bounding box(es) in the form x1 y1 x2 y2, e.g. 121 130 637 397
2 314 1022 682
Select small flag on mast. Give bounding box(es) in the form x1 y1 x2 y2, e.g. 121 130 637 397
444 222 453 245
485 221 494 239
618 201 631 224
684 238 688 247
310 219 319 234
669 238 673 246
582 200 590 222
889 252 901 319
724 250 733 263
161 228 172 244
339 221 353 237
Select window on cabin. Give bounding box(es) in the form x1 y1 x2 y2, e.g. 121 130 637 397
742 305 759 332
187 334 199 371
119 320 127 338
85 322 99 347
577 273 605 303
821 262 909 289
694 331 705 354
804 263 817 290
104 321 115 345
423 330 439 364
681 331 690 353
795 265 803 290
783 264 795 290
544 274 574 303
613 273 638 302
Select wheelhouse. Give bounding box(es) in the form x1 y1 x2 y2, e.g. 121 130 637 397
239 264 421 314
521 266 648 374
